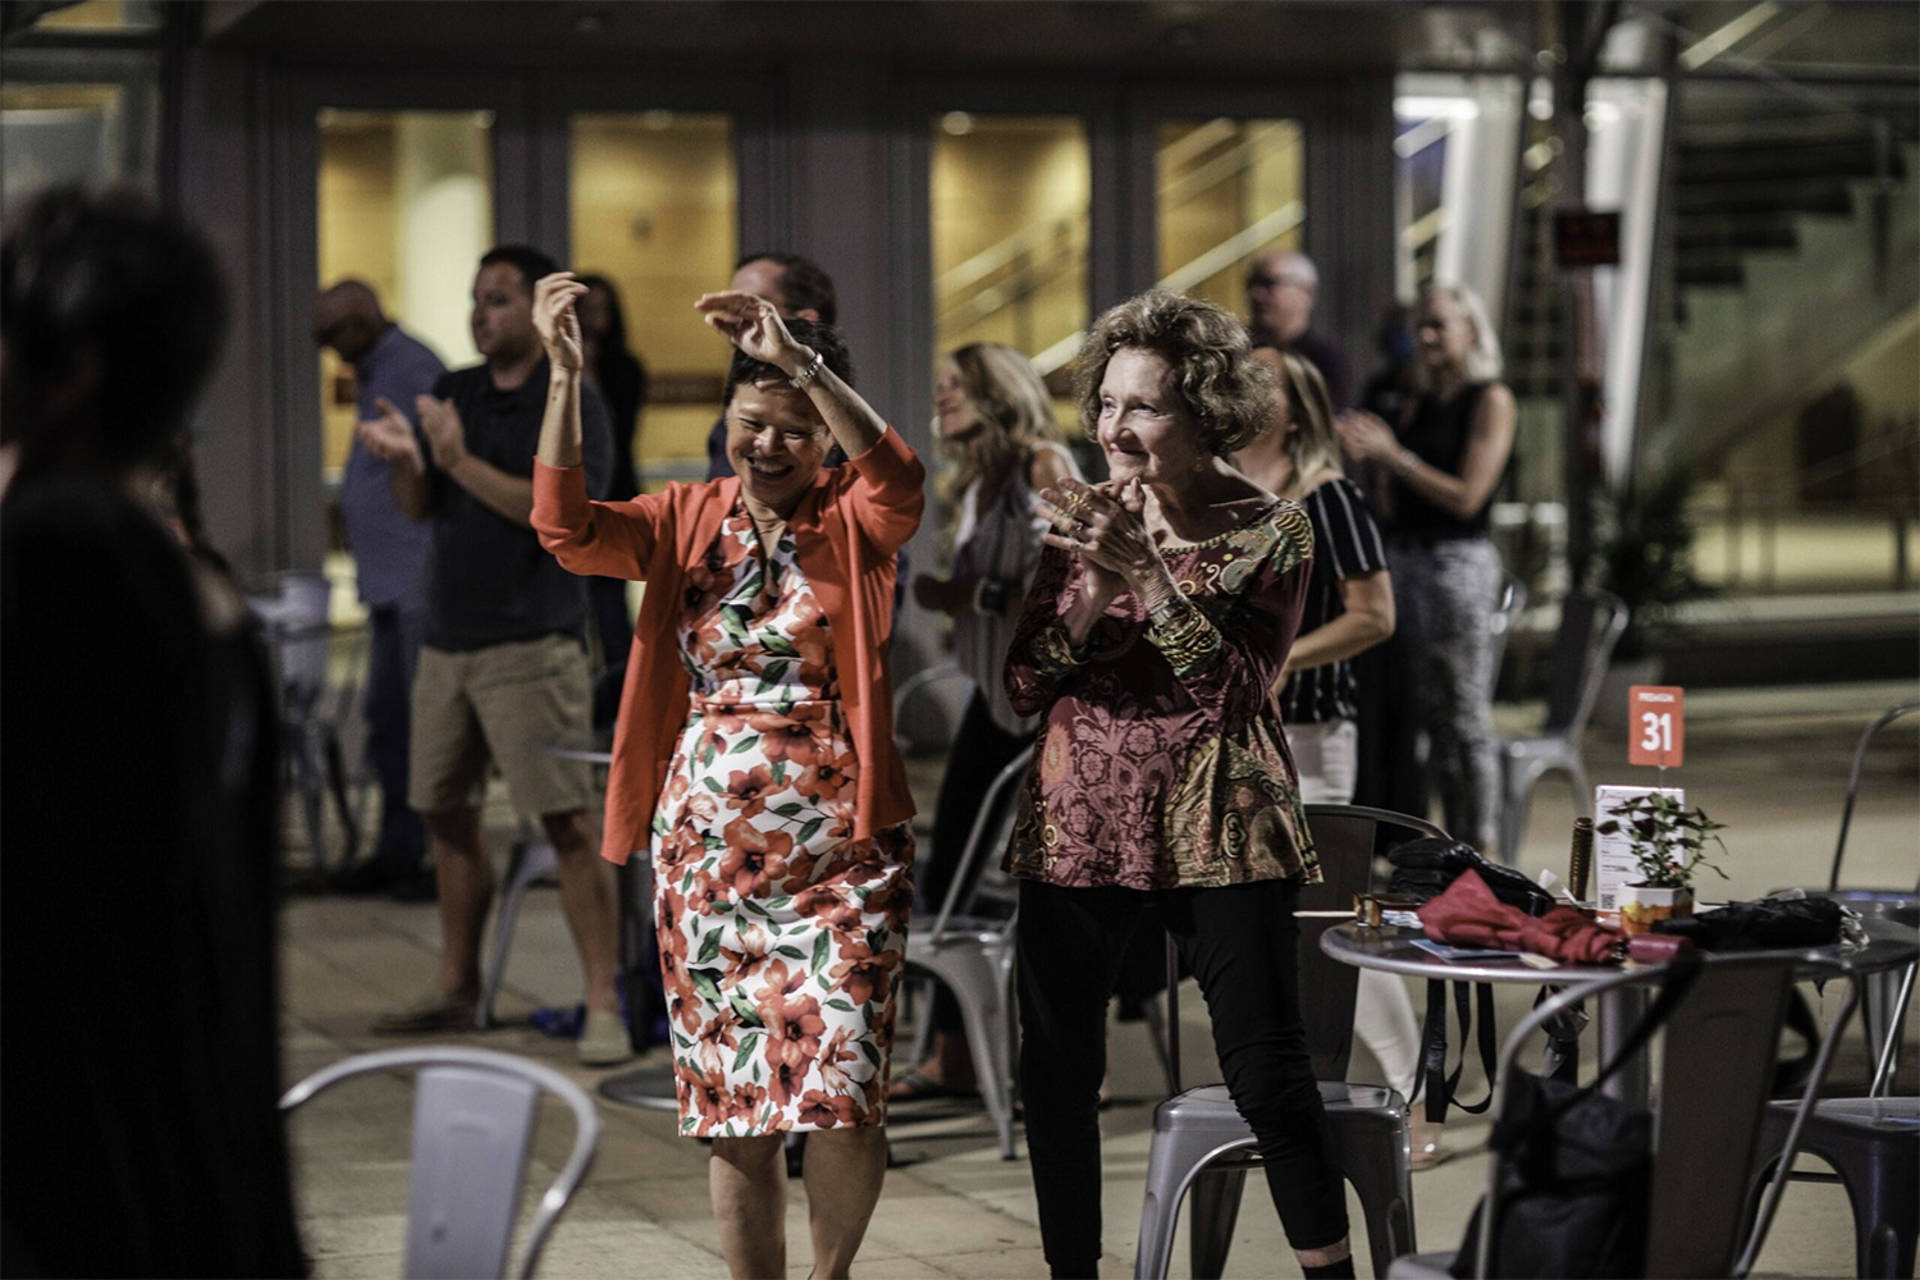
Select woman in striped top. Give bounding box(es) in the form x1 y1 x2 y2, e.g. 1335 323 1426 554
1236 346 1448 1167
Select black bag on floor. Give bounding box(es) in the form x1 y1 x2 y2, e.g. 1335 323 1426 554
1450 956 1702 1278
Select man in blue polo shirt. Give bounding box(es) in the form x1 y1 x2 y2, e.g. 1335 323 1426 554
314 280 444 898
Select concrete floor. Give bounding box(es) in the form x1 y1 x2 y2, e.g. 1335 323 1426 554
280 678 1920 1278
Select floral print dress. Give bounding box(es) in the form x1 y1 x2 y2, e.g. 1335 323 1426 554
649 507 913 1138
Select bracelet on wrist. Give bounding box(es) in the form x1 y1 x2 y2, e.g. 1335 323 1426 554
788 349 825 390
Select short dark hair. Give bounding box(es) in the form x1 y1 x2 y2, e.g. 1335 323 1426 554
0 184 227 471
479 244 559 293
736 250 837 325
721 317 853 406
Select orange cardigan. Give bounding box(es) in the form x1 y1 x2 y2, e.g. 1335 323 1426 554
532 428 925 865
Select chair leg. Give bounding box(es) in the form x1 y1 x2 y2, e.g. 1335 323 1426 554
1187 1168 1246 1280
952 973 1016 1160
1834 1141 1919 1279
322 725 360 867
296 728 329 877
1336 1115 1418 1275
1863 966 1913 1091
906 976 937 1071
476 840 558 1031
1498 760 1534 866
1133 1125 1194 1280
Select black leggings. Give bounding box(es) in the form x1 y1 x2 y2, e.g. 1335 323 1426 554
1017 877 1349 1277
922 692 1031 1035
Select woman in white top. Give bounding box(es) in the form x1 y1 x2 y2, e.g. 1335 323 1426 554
900 342 1078 1100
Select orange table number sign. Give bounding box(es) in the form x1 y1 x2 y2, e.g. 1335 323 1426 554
1627 685 1685 768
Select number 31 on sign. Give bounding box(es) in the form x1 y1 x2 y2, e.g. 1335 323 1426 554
1628 685 1685 768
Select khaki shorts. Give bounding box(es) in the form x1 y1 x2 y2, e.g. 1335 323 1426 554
409 633 595 818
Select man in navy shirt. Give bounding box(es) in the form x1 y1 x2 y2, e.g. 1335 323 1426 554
356 246 629 1066
314 280 444 897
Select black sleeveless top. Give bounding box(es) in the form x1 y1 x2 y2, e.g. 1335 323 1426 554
1387 381 1495 540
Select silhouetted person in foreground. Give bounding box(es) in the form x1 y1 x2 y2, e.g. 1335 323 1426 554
0 184 307 1276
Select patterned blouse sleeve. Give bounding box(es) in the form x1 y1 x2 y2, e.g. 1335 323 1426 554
1002 542 1086 717
1142 502 1315 720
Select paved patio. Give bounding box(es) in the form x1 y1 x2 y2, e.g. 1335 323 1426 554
280 679 1919 1277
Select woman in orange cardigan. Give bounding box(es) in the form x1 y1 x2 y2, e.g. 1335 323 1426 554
530 274 923 1280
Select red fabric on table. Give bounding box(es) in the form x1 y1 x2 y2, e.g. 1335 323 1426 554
1417 869 1626 965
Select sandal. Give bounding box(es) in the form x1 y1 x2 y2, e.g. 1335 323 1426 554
1409 1120 1454 1171
888 1068 977 1103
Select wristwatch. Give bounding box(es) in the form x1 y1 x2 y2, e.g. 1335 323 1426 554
974 577 1009 615
788 350 826 390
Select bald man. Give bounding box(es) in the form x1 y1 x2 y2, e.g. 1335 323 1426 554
1245 249 1353 411
313 280 446 896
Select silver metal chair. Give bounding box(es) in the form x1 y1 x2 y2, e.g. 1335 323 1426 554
901 743 1033 1160
476 828 561 1030
891 661 968 754
1487 571 1529 683
281 1046 601 1280
249 572 363 876
1133 804 1446 1279
1387 953 1861 1279
1818 700 1920 1086
1496 589 1628 862
1748 706 1920 1280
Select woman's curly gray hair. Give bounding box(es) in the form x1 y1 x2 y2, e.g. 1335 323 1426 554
1074 288 1275 457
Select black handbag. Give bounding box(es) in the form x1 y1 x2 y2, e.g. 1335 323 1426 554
1386 837 1558 917
1451 955 1703 1278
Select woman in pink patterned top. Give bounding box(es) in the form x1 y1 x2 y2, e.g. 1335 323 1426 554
1003 290 1355 1280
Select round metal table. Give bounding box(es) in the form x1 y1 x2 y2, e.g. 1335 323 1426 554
1320 913 1919 1105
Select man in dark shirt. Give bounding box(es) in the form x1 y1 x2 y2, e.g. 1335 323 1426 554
313 279 445 896
705 251 837 479
1246 248 1354 411
356 245 628 1066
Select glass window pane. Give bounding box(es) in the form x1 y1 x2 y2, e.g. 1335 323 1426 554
1 54 161 214
1156 118 1304 313
570 111 736 488
931 113 1089 388
316 109 494 481
31 0 163 32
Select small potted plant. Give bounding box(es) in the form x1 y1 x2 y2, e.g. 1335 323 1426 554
1598 793 1728 933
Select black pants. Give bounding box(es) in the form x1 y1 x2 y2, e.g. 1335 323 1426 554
1017 877 1349 1277
922 692 1031 1035
364 603 425 867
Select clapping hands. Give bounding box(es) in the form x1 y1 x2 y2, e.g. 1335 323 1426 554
355 397 423 472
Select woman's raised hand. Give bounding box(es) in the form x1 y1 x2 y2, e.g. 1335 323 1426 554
695 290 810 374
1037 476 1167 598
534 272 588 373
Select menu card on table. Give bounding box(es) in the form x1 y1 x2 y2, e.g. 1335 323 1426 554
1594 784 1685 911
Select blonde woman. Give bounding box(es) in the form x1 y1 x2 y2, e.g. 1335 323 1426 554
1338 282 1515 857
1236 348 1448 1167
900 342 1077 1100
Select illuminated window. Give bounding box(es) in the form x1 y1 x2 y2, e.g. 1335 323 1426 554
1156 118 1305 314
569 111 736 485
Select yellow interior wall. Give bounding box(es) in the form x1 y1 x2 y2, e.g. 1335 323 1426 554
931 117 1089 360
317 120 398 476
571 113 736 476
1157 118 1305 314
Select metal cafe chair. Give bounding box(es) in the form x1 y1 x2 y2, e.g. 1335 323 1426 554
1496 589 1628 862
1747 700 1920 1279
900 743 1034 1160
281 1046 600 1280
1133 804 1445 1279
248 571 363 877
1388 953 1862 1279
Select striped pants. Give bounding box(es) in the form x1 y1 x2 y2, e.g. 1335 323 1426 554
1389 537 1504 855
